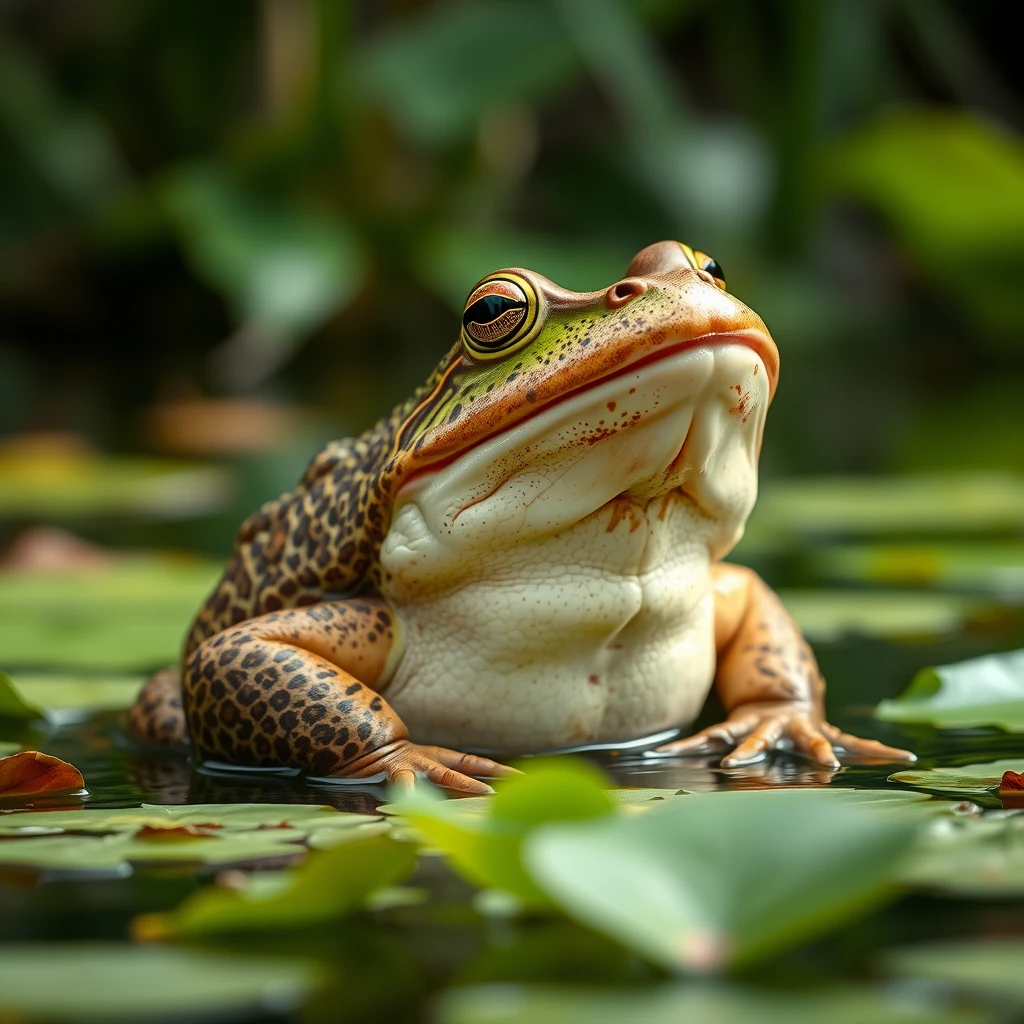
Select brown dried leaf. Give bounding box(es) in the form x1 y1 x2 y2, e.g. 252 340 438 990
134 824 216 841
0 752 85 798
999 770 1024 791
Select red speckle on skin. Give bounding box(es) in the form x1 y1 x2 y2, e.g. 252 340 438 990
607 401 617 412
628 387 636 395
588 674 600 685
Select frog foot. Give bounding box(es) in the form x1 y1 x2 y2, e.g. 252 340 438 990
343 739 521 795
654 700 916 769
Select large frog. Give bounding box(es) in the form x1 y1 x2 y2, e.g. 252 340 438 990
128 241 913 792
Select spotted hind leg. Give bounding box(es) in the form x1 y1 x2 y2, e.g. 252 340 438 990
183 600 516 793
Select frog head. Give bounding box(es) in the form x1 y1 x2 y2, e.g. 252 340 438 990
379 241 778 569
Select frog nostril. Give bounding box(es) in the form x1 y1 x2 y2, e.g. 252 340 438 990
606 278 647 309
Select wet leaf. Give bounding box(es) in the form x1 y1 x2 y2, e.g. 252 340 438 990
523 789 923 971
1001 771 1024 791
134 831 417 939
0 944 318 1020
438 982 990 1024
890 759 1024 798
387 759 616 907
0 669 43 721
0 751 84 797
0 558 221 670
877 649 1024 732
886 940 1024 1006
0 801 382 836
900 813 1024 896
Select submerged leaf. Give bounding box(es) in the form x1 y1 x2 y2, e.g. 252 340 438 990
0 944 318 1020
0 751 84 797
438 982 990 1024
387 759 616 907
877 649 1024 732
134 831 417 939
523 789 924 972
890 760 1024 798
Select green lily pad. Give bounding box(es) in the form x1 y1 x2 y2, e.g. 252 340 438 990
0 740 20 756
752 475 1024 537
0 944 318 1020
0 802 382 836
387 759 616 907
0 557 222 670
890 759 1024 798
901 814 1024 896
438 983 991 1024
885 940 1024 1006
523 789 924 972
0 669 43 721
0 830 307 872
877 650 1024 732
778 589 981 642
2 673 145 724
134 831 417 939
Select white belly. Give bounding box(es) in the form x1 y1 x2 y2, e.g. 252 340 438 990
378 342 767 752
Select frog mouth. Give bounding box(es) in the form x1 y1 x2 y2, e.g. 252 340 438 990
395 327 774 501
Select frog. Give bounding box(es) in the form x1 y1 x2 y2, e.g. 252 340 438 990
128 240 914 793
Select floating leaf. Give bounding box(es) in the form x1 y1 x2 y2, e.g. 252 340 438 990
900 813 1024 896
2 673 145 723
885 940 1024 1006
0 801 381 836
134 832 417 939
890 760 1024 798
778 589 980 641
0 944 318 1020
0 669 42 721
438 982 988 1024
523 789 923 972
0 557 222 670
387 759 616 907
751 475 1024 538
877 649 1024 732
0 751 84 798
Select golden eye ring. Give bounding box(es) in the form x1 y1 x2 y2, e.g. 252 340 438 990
679 243 727 291
461 273 543 361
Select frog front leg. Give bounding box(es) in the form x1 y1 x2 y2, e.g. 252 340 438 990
657 564 915 767
184 599 517 793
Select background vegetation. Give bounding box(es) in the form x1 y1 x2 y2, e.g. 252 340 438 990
1 0 1021 558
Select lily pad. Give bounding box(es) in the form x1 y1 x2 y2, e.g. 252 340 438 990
438 983 991 1024
0 557 221 670
890 760 1024 798
778 589 981 642
0 801 382 836
877 650 1024 732
901 814 1024 896
0 944 318 1020
886 940 1024 1006
387 759 616 907
134 831 417 939
523 789 923 972
0 741 20 756
9 674 146 721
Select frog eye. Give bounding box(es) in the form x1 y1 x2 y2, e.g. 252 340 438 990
461 274 542 360
679 243 727 291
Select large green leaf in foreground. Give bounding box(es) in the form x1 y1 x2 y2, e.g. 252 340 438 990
438 983 991 1024
523 789 924 972
877 649 1024 732
387 759 617 907
135 831 416 939
890 759 1024 798
0 945 318 1021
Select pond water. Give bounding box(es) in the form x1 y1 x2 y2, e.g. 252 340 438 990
2 616 1024 1023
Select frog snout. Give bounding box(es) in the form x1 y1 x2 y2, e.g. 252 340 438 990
605 278 648 309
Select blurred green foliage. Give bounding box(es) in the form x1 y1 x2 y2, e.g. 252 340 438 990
0 0 1020 519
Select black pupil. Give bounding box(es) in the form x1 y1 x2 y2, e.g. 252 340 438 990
703 257 724 282
463 294 525 329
